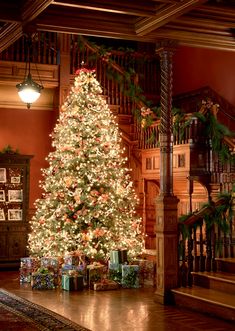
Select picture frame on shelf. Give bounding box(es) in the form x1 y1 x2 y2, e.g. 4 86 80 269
0 190 5 201
0 209 5 220
11 176 21 184
0 168 6 183
8 189 23 202
8 209 22 221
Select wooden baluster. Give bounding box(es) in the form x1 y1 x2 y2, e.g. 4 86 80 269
229 219 234 258
223 231 228 258
179 234 188 287
193 226 199 272
199 222 205 271
205 226 212 271
217 227 222 257
211 224 217 271
187 227 193 287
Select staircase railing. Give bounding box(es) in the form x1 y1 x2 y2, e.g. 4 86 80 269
70 35 160 117
178 193 235 287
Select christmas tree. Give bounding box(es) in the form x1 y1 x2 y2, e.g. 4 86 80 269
28 67 144 261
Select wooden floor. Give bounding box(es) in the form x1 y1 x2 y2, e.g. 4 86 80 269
1 271 235 331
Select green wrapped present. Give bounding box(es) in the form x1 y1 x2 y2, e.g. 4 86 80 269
61 274 84 291
108 261 122 284
121 265 139 288
110 250 128 264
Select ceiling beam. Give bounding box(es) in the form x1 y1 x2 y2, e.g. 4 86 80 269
21 0 54 22
135 0 208 36
52 0 157 17
0 23 22 53
0 0 53 53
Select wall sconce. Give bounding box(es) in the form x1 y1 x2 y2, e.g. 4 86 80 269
16 35 43 109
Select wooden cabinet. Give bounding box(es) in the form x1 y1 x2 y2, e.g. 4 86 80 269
0 153 33 269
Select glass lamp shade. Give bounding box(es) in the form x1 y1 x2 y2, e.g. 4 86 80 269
16 73 43 108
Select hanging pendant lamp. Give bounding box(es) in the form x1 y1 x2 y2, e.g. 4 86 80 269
16 35 43 109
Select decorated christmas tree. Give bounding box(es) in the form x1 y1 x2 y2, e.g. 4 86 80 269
28 67 144 261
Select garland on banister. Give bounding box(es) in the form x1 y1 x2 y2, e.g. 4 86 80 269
76 35 160 125
179 188 235 246
76 36 234 163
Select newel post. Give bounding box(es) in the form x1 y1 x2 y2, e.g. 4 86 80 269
154 41 179 305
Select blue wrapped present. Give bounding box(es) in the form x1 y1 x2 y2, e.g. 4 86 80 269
31 268 55 290
64 254 85 266
20 257 39 270
41 257 59 272
19 268 32 283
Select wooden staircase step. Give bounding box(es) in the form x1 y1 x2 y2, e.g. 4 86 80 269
192 271 235 294
216 258 235 273
172 286 235 323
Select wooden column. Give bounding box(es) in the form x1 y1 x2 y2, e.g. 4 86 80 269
58 33 71 108
154 41 179 305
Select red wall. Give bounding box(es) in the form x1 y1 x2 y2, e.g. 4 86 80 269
0 107 57 209
173 46 235 107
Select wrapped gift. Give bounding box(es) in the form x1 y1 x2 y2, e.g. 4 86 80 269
121 265 139 288
110 250 128 264
108 261 122 284
61 272 84 291
19 268 32 283
20 257 40 270
62 263 86 275
93 279 119 291
64 254 85 266
131 259 156 287
87 262 107 288
41 257 59 272
31 268 55 290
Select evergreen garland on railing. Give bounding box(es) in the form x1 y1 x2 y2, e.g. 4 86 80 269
76 36 234 162
179 187 234 237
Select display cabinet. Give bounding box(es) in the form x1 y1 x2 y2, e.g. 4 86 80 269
0 153 33 269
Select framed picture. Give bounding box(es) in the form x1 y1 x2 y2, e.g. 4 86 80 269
0 190 5 201
0 168 6 183
8 209 22 221
8 189 23 202
0 209 5 220
11 176 21 184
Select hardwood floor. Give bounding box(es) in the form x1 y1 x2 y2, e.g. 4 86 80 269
0 271 235 331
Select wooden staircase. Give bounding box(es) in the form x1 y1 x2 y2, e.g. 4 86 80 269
172 258 235 323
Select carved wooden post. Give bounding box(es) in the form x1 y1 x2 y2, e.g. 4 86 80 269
58 33 71 109
154 41 179 304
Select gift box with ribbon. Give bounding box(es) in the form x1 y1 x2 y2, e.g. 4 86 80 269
31 268 55 290
110 250 128 264
20 257 40 270
86 262 107 288
61 270 84 291
93 279 119 291
130 259 156 287
121 264 140 288
19 268 32 283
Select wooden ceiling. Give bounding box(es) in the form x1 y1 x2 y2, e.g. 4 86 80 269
0 0 235 52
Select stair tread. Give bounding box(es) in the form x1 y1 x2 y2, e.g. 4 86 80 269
215 258 235 263
192 271 235 283
172 286 235 308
